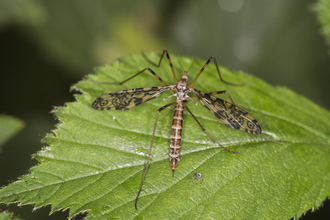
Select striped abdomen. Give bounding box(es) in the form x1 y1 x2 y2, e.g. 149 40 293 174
170 101 184 172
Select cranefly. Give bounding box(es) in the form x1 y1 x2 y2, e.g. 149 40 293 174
90 49 282 209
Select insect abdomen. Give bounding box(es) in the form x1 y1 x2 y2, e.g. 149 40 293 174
170 101 184 172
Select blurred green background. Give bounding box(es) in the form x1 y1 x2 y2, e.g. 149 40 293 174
0 0 329 219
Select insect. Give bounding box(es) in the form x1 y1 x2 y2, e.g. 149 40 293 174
191 172 203 182
91 49 282 209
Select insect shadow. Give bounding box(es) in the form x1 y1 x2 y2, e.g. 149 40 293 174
89 49 282 209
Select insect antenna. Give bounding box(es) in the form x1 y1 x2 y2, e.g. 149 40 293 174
176 57 195 73
187 58 195 72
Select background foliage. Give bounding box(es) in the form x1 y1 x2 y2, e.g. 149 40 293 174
1 0 330 219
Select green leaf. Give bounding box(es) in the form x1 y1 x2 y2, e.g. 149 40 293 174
315 0 330 51
0 114 24 147
0 53 329 219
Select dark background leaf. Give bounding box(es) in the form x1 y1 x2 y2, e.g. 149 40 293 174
0 211 22 220
0 115 24 148
315 0 330 53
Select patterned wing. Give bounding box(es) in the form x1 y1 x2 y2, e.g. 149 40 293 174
192 89 261 134
92 86 171 110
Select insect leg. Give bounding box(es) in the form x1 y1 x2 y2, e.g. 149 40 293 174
206 90 236 105
258 134 283 144
143 49 178 83
135 102 176 210
184 104 240 154
190 56 247 87
87 67 169 86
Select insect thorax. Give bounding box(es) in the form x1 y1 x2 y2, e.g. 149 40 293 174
175 74 190 100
